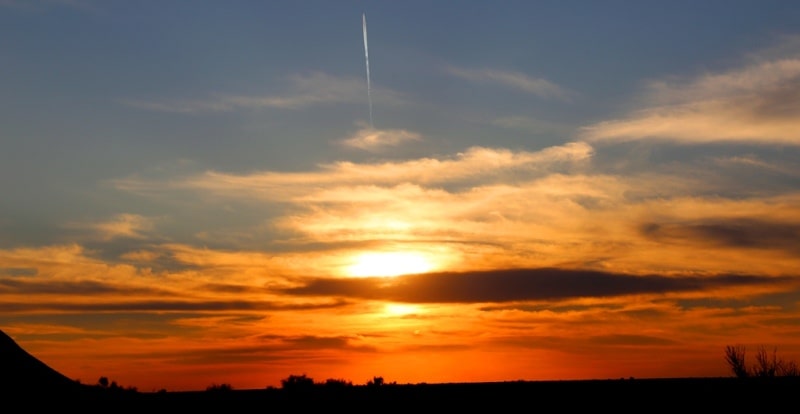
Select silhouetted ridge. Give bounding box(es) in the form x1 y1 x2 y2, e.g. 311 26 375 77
0 329 83 393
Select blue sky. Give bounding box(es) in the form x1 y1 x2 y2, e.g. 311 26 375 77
2 0 800 391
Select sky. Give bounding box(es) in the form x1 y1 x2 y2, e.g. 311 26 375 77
2 0 800 392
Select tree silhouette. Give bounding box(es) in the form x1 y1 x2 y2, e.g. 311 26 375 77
94 375 138 394
206 383 233 393
366 376 384 387
281 374 315 391
324 378 353 388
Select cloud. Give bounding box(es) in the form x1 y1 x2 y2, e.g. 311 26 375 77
640 218 800 253
281 268 795 304
112 142 593 200
0 298 349 313
446 66 573 100
258 334 370 351
271 174 623 243
0 278 162 296
109 137 800 278
0 267 37 276
0 244 95 266
120 250 161 263
711 154 799 175
340 126 422 151
646 59 800 104
144 334 375 366
65 213 155 240
582 54 800 145
122 72 406 113
0 242 358 317
584 334 678 346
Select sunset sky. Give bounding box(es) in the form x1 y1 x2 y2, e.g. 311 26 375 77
2 0 800 392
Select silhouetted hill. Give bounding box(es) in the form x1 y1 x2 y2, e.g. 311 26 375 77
0 329 87 396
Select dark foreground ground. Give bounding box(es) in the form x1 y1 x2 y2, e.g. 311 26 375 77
8 377 800 409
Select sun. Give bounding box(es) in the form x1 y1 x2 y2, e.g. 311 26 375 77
346 251 434 277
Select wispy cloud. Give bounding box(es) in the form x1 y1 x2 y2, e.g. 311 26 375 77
0 278 162 296
446 66 574 101
0 267 37 277
140 333 376 366
122 72 407 114
65 213 156 240
0 242 351 315
646 59 800 104
639 218 800 253
0 298 348 313
340 125 423 151
582 52 800 145
711 154 800 176
112 142 594 199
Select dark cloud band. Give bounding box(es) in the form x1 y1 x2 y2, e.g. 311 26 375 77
281 268 796 304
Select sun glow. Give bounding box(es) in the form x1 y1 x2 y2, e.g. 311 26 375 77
384 303 422 316
346 251 434 277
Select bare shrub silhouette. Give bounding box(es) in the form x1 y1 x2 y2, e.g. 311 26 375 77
725 345 748 378
753 346 780 377
779 360 800 377
725 345 800 378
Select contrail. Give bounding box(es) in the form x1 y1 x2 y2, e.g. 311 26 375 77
362 13 373 128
